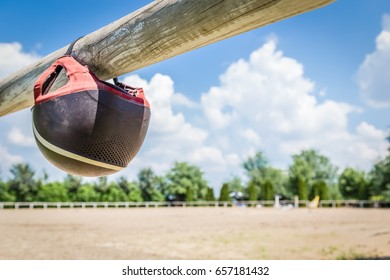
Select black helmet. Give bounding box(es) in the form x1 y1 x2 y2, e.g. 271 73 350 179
32 42 150 177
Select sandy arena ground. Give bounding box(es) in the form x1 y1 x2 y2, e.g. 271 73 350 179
0 207 389 259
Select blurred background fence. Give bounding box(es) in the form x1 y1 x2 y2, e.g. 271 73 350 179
1 200 389 209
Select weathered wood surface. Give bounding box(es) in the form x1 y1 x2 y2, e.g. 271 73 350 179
0 0 334 116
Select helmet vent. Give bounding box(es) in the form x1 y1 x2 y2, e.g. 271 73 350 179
80 132 137 167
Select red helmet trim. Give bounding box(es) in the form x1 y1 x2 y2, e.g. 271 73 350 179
33 56 150 108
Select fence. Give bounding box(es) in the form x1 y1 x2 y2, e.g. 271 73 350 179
0 200 389 209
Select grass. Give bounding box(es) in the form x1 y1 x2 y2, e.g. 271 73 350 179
336 248 380 260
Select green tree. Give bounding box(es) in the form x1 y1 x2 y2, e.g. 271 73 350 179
138 168 164 202
339 168 368 200
358 180 370 201
0 180 15 202
243 151 269 175
225 176 245 193
310 180 329 200
206 187 215 201
36 182 69 202
290 175 308 200
94 177 110 201
243 152 269 185
262 180 275 201
164 162 209 201
76 183 99 202
247 180 258 201
261 168 288 196
127 182 143 202
100 182 127 202
117 177 143 202
288 149 338 198
243 151 288 196
63 174 82 201
298 177 308 200
185 185 194 202
8 163 38 202
117 176 131 194
219 183 231 202
368 155 390 200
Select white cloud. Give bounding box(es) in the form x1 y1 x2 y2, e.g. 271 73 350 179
242 128 262 145
117 39 388 188
351 122 388 162
0 40 51 176
318 89 327 97
0 42 39 79
123 74 206 137
200 39 387 173
172 93 199 108
358 14 390 108
0 146 22 173
0 40 387 188
120 73 229 184
356 121 387 140
0 42 39 175
8 127 35 147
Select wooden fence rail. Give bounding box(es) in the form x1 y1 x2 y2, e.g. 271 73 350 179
0 0 334 116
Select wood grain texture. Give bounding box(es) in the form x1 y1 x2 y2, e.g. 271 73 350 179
0 0 334 116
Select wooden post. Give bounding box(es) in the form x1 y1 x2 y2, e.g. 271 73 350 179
0 0 334 116
274 194 280 208
294 195 299 208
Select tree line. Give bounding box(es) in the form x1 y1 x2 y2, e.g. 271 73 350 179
0 145 389 203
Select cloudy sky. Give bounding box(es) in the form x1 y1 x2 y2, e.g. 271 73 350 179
0 0 389 188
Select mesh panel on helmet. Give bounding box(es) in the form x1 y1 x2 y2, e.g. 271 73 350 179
79 132 137 167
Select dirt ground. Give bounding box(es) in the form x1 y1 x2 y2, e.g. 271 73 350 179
0 207 389 259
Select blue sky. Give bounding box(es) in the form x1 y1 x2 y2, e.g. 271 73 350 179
0 0 389 188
